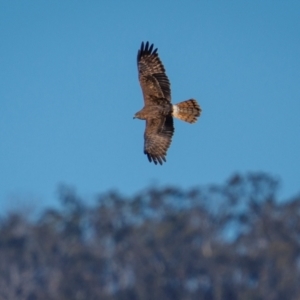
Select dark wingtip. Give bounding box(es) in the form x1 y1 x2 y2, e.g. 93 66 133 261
146 153 152 163
145 152 165 165
148 43 153 53
138 41 158 61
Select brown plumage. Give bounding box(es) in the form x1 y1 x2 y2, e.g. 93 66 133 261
134 42 202 165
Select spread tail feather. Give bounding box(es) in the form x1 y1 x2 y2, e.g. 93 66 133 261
172 99 201 123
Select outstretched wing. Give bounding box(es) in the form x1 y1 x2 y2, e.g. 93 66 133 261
144 116 174 165
137 41 171 103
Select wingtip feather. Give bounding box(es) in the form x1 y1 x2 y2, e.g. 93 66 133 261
138 41 157 57
144 151 166 165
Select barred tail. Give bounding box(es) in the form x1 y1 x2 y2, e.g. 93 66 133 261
172 99 201 123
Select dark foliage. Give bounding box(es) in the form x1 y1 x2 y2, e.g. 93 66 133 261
0 173 299 300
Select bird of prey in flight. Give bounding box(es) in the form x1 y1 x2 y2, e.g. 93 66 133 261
134 42 201 165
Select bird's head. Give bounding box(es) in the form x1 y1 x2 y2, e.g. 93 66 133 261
133 111 143 120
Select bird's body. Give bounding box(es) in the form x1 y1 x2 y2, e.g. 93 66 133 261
135 42 201 165
135 97 172 120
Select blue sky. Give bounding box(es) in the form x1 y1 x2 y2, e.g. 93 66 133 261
1 1 300 211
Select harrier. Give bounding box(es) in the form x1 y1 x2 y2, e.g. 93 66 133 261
134 42 201 165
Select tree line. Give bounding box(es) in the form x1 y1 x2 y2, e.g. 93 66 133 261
0 173 299 300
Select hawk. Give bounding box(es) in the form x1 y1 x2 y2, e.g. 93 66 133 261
134 42 201 165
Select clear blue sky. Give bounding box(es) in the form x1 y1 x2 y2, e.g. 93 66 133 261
1 1 299 211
